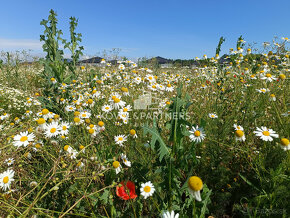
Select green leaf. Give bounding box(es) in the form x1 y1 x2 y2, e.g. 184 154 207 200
143 119 171 161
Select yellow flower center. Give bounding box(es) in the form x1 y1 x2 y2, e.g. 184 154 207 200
74 117 80 123
50 128 56 133
64 145 69 151
114 98 120 103
121 87 128 92
262 131 270 136
235 130 244 137
188 176 203 191
20 136 28 142
42 109 49 115
88 99 93 104
194 130 201 137
62 126 67 130
79 145 85 150
105 107 110 110
3 176 9 184
123 108 128 112
112 161 120 168
144 186 151 193
118 137 123 141
167 84 171 87
281 138 289 146
266 73 272 78
88 129 95 134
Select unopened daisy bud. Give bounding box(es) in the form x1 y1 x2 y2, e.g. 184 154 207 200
24 152 32 159
88 128 95 134
74 111 80 117
74 117 81 123
279 74 286 80
30 181 38 187
85 118 90 124
87 99 93 104
51 140 58 146
37 118 46 125
187 176 203 201
42 109 49 115
129 129 136 135
129 129 138 138
280 138 290 151
98 121 104 127
35 143 42 149
112 161 122 174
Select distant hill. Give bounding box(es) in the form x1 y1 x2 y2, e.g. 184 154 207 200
78 57 103 64
147 56 173 64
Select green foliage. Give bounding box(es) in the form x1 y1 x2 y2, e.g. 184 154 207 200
216 36 226 56
143 84 212 217
63 17 84 75
237 35 245 49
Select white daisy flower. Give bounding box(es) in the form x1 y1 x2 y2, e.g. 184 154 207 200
165 84 174 92
13 131 35 147
134 77 142 84
161 210 179 218
260 73 277 82
253 126 279 141
5 158 14 166
208 113 218 119
80 111 91 119
44 122 61 138
140 181 155 199
102 104 113 113
0 169 15 191
63 145 78 159
118 64 125 70
60 121 70 135
189 126 206 143
114 135 127 146
257 88 269 93
65 105 76 112
146 74 156 83
233 124 244 131
121 153 131 167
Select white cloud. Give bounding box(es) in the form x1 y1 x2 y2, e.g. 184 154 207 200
0 38 43 50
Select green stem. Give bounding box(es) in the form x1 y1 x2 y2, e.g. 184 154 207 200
192 199 196 218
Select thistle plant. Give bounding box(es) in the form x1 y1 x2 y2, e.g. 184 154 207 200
40 9 66 82
216 36 225 56
143 84 212 217
63 17 84 76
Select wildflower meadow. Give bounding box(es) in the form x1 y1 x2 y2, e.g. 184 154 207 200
0 9 289 218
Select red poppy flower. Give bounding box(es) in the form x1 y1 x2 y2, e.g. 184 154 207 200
116 181 137 200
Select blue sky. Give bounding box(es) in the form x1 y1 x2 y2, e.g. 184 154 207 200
0 0 289 59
